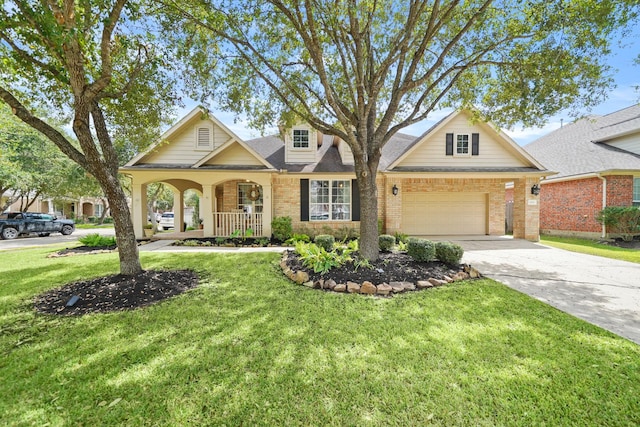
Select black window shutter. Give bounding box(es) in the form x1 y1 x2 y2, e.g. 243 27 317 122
472 133 479 156
351 179 360 221
300 179 309 221
446 133 454 156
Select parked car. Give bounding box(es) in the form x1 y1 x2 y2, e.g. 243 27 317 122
0 212 75 240
157 212 175 230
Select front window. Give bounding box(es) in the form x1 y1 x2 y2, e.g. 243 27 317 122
238 183 263 213
634 178 640 206
456 134 469 155
293 129 310 148
310 180 351 221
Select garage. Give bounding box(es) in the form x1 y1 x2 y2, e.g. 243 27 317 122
401 192 488 235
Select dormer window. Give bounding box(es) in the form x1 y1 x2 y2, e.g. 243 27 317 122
196 126 212 150
293 129 309 148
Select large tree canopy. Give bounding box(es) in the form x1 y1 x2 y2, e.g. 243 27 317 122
163 0 639 260
0 0 179 274
0 104 73 212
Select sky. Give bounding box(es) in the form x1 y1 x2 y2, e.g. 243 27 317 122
174 26 640 147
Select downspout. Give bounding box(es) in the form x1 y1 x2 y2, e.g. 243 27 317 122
597 174 606 238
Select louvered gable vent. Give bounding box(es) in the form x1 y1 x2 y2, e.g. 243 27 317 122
197 127 211 149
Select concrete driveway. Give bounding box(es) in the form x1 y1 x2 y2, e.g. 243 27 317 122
445 236 640 345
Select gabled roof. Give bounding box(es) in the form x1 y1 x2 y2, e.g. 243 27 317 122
525 104 640 181
192 137 275 170
386 109 546 171
244 133 418 173
125 106 247 167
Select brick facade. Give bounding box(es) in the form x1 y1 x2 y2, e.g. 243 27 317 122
539 175 634 237
384 178 508 236
268 175 527 238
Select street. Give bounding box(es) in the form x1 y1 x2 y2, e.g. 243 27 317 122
0 227 115 250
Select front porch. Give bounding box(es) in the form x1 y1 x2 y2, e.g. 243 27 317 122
128 171 273 239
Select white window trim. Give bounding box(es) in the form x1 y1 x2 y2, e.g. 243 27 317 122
633 177 640 206
309 179 351 221
454 134 470 157
195 125 213 150
291 126 312 151
237 183 264 213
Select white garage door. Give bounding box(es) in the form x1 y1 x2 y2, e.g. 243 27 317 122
402 192 487 235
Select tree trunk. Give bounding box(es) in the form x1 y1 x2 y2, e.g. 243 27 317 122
101 175 142 276
98 197 109 224
355 157 380 261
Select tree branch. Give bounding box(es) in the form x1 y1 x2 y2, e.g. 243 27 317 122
0 86 87 169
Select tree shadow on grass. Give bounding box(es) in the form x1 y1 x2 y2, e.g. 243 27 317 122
1 252 640 425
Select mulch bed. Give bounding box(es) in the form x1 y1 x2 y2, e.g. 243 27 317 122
34 270 199 316
284 251 462 284
600 236 640 249
50 245 117 257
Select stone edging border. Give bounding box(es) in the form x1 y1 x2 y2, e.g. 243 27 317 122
280 252 482 296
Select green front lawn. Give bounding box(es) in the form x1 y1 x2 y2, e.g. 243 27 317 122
541 235 640 264
1 247 639 425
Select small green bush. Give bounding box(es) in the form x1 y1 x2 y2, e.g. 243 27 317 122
78 233 116 247
394 231 409 244
314 234 335 252
285 233 311 245
272 216 293 241
379 234 396 251
435 241 464 265
295 242 352 274
407 237 435 262
294 225 317 240
596 206 640 242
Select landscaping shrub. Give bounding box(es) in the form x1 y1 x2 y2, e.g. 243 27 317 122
435 241 464 266
294 225 316 240
78 233 116 247
334 226 359 242
407 237 435 262
379 234 396 252
272 216 293 241
295 242 352 274
596 206 640 242
314 234 335 252
285 233 311 245
394 231 409 244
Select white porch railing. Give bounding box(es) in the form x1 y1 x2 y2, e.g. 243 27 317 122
212 212 264 237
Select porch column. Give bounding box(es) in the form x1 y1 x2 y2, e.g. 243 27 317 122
201 184 214 237
512 177 540 241
132 183 147 239
262 183 272 237
173 191 184 232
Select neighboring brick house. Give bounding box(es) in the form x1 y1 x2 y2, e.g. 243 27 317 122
525 104 640 239
121 107 550 240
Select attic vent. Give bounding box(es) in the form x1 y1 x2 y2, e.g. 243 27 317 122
196 127 212 149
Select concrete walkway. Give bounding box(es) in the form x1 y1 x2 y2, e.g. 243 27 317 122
140 239 287 253
454 236 640 345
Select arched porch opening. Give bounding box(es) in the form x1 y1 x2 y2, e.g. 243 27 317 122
129 171 272 239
